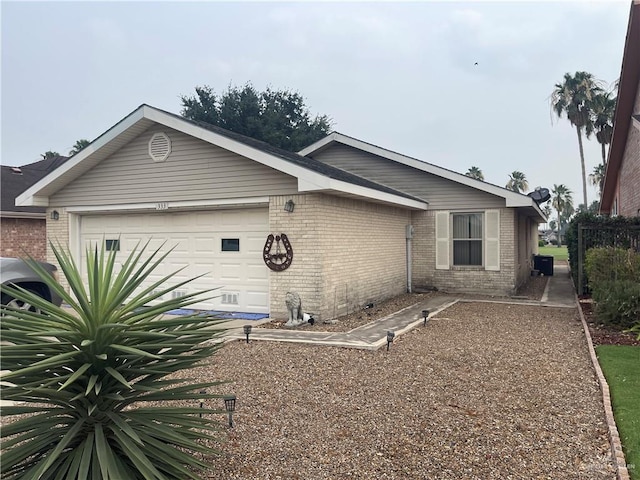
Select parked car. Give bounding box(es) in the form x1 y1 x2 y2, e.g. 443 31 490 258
1 257 63 312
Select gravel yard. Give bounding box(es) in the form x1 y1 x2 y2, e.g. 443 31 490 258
193 300 614 479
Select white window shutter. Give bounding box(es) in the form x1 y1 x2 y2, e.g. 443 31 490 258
485 209 500 271
435 211 450 270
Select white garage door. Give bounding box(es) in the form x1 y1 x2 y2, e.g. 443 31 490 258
79 208 269 313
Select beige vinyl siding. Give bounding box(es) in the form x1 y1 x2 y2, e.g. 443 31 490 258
51 125 298 206
311 144 505 210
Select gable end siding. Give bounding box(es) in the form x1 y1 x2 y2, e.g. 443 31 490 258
50 125 298 206
311 144 505 210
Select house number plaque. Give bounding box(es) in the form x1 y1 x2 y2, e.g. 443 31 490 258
263 233 293 271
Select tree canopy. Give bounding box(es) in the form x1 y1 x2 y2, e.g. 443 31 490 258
180 83 333 152
505 171 528 193
465 166 484 181
41 151 60 159
69 139 90 156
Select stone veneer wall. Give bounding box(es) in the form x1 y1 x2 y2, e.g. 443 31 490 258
411 208 518 296
1 217 46 261
269 194 410 321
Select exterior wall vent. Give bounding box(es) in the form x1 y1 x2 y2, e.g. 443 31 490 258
148 132 171 162
221 292 239 305
172 290 187 299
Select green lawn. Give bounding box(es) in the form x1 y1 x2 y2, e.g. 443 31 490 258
538 245 568 261
596 345 640 479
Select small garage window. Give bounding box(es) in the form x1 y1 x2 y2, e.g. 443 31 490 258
105 239 120 252
221 238 240 252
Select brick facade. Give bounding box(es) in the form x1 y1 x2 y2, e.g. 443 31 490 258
0 217 47 261
618 84 640 217
269 194 410 321
411 208 521 296
45 208 71 291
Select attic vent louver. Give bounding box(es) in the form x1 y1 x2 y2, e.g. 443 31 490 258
148 132 171 162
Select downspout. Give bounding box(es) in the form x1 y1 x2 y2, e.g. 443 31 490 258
406 225 414 293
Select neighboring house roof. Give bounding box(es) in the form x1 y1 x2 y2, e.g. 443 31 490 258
17 105 427 211
299 131 545 215
600 0 640 213
1 156 69 218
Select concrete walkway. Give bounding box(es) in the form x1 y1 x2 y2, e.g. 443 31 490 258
222 264 577 349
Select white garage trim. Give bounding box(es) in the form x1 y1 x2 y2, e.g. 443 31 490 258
65 196 269 213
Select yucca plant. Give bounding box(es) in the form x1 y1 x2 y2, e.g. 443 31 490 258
1 241 230 479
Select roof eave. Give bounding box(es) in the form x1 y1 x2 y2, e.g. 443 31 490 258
600 0 640 214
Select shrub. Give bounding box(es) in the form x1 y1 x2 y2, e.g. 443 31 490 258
585 247 640 330
0 242 229 479
550 238 558 246
591 280 640 329
538 239 546 247
584 247 640 285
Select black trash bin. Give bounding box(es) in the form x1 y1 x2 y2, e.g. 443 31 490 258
534 255 554 276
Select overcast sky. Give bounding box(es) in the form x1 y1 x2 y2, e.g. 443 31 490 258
1 1 631 207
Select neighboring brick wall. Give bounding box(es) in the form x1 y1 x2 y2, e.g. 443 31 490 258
269 194 410 321
0 217 46 260
618 83 640 217
412 208 518 296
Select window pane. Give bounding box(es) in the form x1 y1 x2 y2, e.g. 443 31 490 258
469 214 482 239
453 240 482 265
221 238 240 252
453 215 469 238
105 239 120 252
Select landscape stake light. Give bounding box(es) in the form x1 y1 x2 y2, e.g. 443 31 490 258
386 330 395 351
422 309 429 326
243 324 252 343
224 395 237 428
199 389 207 418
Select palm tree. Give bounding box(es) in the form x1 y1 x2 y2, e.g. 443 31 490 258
591 91 616 164
543 204 552 230
465 166 484 181
589 163 605 195
505 171 528 193
551 184 573 247
69 138 90 156
551 71 602 208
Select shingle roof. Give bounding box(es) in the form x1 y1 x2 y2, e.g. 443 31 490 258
1 156 69 214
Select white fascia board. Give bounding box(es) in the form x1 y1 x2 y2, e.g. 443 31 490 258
143 106 331 188
297 177 428 210
0 211 46 219
304 133 536 208
298 133 338 156
64 196 270 214
16 108 147 207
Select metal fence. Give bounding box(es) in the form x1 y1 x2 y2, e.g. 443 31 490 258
576 224 640 295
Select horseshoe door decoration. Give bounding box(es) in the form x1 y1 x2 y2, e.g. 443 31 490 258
263 233 293 271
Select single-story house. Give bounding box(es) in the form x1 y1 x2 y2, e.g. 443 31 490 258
600 0 640 217
1 156 69 260
17 105 545 321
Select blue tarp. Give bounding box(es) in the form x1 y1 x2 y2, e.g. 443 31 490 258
165 309 269 320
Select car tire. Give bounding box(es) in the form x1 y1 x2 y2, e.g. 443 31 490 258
1 289 44 314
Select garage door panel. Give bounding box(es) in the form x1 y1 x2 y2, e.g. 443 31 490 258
80 208 269 313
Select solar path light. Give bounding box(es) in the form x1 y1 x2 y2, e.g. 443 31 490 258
422 309 429 326
386 330 395 351
223 395 237 428
243 324 252 343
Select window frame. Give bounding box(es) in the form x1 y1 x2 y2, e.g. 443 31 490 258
451 212 483 267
